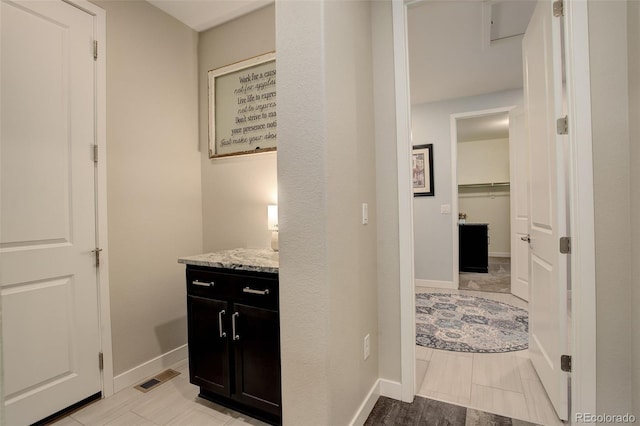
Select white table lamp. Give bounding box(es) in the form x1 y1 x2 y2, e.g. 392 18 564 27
268 205 278 251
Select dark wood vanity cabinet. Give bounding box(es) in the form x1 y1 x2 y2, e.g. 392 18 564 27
186 266 281 425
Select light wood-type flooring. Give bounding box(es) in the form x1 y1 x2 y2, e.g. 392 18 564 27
415 287 565 426
48 287 564 426
50 360 269 426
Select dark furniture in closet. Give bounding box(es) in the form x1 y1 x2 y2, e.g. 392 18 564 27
458 223 489 273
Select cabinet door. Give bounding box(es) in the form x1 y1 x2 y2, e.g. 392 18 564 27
459 225 489 273
232 303 281 416
187 295 231 396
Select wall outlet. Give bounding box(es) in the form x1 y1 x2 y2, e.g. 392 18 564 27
364 334 370 360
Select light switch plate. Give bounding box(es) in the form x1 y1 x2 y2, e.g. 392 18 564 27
362 203 369 225
441 204 451 214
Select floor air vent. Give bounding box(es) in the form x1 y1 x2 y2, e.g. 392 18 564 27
134 369 180 393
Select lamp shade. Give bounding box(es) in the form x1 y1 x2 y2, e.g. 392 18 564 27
267 205 278 231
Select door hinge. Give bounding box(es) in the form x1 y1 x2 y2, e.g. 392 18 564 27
557 116 568 135
98 352 104 371
92 248 103 267
93 144 99 163
553 0 564 17
559 237 571 254
561 354 571 372
93 40 98 60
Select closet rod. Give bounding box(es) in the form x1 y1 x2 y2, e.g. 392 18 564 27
458 182 510 189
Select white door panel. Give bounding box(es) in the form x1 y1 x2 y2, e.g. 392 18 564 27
509 106 529 301
523 0 568 420
1 0 101 424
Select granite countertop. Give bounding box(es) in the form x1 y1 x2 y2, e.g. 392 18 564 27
178 248 279 274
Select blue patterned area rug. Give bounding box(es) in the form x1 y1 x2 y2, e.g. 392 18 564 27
416 293 528 353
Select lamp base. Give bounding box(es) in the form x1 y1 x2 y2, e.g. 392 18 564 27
271 231 279 252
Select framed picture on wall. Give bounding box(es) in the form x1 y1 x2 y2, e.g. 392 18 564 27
208 52 277 158
412 144 434 197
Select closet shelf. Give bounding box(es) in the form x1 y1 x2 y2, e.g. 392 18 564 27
458 182 510 189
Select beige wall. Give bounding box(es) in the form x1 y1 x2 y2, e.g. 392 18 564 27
92 0 202 375
588 0 634 415
277 0 380 423
198 5 277 253
629 0 640 416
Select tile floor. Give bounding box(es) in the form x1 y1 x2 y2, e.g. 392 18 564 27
415 286 565 426
50 287 563 426
50 360 269 426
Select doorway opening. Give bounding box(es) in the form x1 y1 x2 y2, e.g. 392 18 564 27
405 1 563 423
455 111 512 295
396 0 597 421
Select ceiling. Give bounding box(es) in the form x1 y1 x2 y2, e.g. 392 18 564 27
407 0 535 105
146 0 272 32
457 112 510 143
407 1 534 141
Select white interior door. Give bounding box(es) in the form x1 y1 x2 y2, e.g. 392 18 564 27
522 1 569 421
1 1 102 424
509 107 530 301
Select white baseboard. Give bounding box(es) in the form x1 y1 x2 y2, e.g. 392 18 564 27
378 379 403 400
348 378 403 426
113 344 188 393
489 252 510 258
415 279 456 290
349 379 381 426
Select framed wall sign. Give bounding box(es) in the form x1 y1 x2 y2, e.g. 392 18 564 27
208 52 276 158
412 144 434 196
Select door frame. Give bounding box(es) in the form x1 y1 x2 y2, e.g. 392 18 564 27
392 0 416 402
450 106 516 291
392 0 597 417
64 0 114 398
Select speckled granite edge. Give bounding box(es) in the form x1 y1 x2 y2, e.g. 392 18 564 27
178 248 279 274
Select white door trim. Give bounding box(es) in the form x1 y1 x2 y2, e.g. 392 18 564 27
563 0 597 416
65 0 113 399
392 0 597 418
450 106 515 290
392 0 416 403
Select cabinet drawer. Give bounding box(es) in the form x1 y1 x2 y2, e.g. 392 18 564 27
186 269 235 299
234 277 278 310
186 267 278 310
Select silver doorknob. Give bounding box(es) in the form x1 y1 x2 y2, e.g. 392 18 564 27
521 235 531 243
